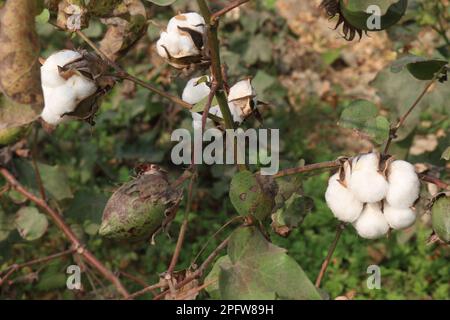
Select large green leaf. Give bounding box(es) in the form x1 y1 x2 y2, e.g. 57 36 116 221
340 0 408 31
15 207 48 241
211 227 322 300
371 68 450 140
391 55 448 80
229 171 277 221
14 159 73 201
339 100 390 145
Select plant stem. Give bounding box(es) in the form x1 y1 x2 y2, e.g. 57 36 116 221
315 222 345 288
383 69 444 154
0 168 130 298
419 173 449 190
167 172 196 275
0 248 75 286
210 0 251 23
271 160 341 178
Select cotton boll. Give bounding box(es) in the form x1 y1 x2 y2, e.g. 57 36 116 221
41 50 82 88
182 76 211 105
66 75 97 102
383 204 416 230
386 160 420 208
349 169 388 203
325 173 363 223
156 31 198 60
191 111 215 131
353 203 389 239
228 79 255 101
352 153 380 172
227 101 245 124
41 85 77 125
167 12 206 35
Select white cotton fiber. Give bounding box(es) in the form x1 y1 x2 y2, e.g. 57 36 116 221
228 79 255 101
353 203 389 239
383 204 416 230
41 50 82 88
182 76 211 105
167 12 206 35
325 173 363 223
386 160 420 208
349 153 388 203
40 85 77 125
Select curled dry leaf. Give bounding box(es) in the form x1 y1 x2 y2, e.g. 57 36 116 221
0 0 43 106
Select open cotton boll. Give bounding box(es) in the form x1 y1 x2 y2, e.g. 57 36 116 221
352 152 380 172
41 50 82 88
386 160 420 208
349 169 388 203
66 75 97 102
228 79 255 101
227 101 245 124
383 204 416 230
182 76 211 105
167 12 206 35
325 173 363 223
353 203 389 239
156 31 198 60
41 85 77 125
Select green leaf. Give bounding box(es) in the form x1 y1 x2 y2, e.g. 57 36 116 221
229 171 277 221
371 68 450 140
339 100 389 144
14 159 73 201
391 55 448 80
0 207 14 242
244 34 272 65
340 0 408 31
441 147 450 161
271 194 314 237
431 196 450 243
213 227 322 300
204 255 231 299
15 207 48 241
35 8 49 24
365 115 390 144
145 0 176 6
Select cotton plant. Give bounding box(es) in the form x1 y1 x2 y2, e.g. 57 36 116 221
325 152 421 239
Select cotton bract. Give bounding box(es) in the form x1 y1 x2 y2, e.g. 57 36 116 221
386 160 420 208
325 173 363 223
353 203 389 239
40 50 97 125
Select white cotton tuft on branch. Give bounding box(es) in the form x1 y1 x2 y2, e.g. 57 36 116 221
383 204 417 230
325 173 363 223
353 203 389 239
386 160 420 209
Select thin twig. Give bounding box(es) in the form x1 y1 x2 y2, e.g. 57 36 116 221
419 173 449 190
271 160 341 178
167 172 196 275
153 235 230 300
0 248 75 286
210 0 251 23
118 271 151 288
126 282 167 300
384 68 445 154
0 168 130 298
201 81 219 132
315 222 346 288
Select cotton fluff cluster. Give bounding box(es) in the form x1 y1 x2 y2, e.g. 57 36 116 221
182 77 257 130
156 13 206 69
325 153 420 239
40 50 97 125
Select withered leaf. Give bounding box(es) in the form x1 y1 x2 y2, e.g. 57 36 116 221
0 0 43 106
